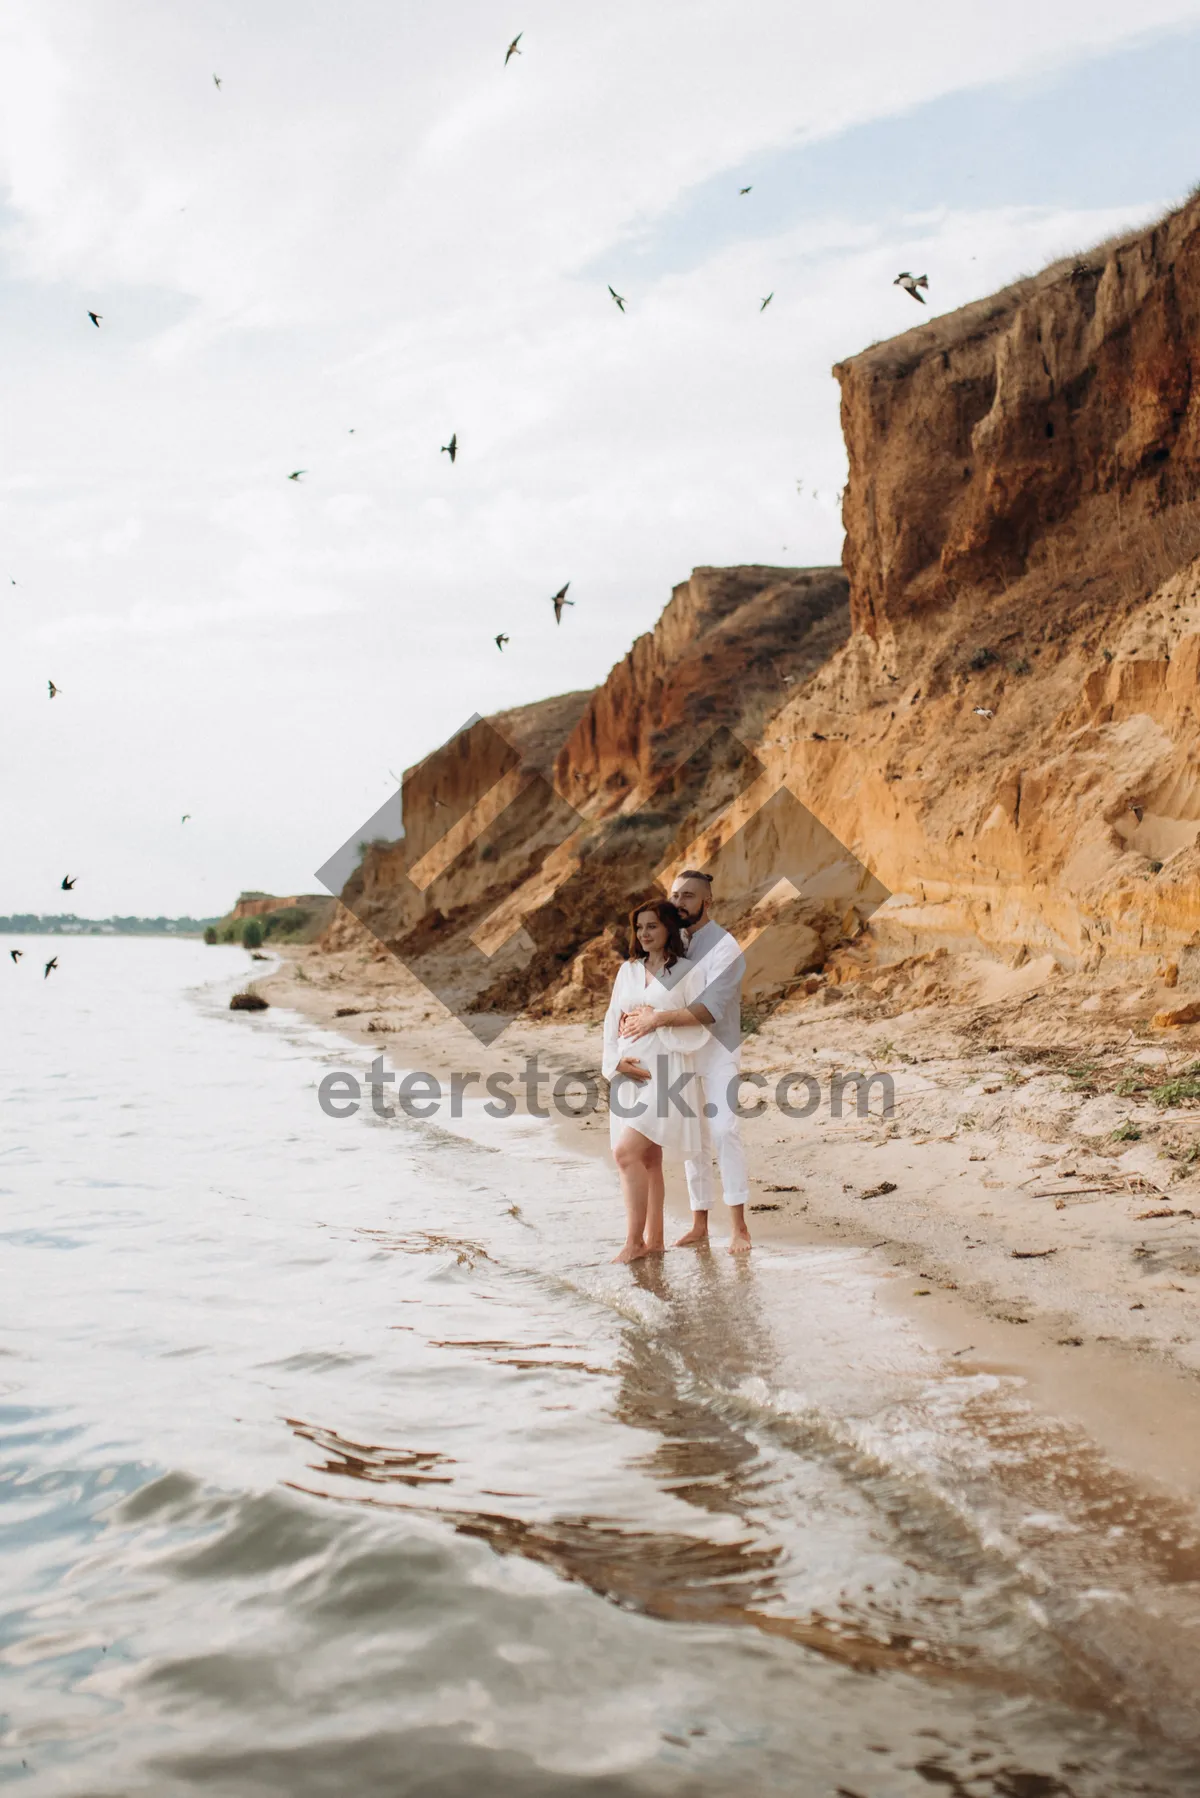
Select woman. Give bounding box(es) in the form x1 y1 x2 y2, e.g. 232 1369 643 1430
601 899 708 1263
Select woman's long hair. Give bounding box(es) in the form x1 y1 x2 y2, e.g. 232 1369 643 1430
627 898 688 971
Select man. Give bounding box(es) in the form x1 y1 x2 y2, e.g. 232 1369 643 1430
619 870 751 1253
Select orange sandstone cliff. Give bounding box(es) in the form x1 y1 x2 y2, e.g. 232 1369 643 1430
323 567 863 1027
781 197 1200 977
325 195 1200 1026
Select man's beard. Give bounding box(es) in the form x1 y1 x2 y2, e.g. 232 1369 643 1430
674 901 701 928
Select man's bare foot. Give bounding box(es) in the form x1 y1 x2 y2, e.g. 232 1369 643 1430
612 1242 650 1263
728 1227 752 1255
674 1221 710 1247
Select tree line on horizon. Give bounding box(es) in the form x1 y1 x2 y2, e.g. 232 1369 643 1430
0 914 219 935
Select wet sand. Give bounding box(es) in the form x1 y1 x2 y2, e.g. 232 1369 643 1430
260 943 1200 1506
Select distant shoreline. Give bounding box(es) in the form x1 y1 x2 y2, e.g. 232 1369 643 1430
0 916 218 937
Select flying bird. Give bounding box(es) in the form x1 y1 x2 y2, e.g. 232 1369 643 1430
48 680 59 698
441 433 457 463
10 949 22 963
181 813 191 823
760 292 773 311
287 469 305 481
504 33 522 64
88 312 102 327
894 272 929 304
551 582 573 623
973 707 994 719
213 73 221 88
739 185 752 195
44 957 58 979
608 285 625 312
61 875 76 890
495 633 509 651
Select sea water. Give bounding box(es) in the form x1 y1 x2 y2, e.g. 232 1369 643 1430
3 936 1200 1795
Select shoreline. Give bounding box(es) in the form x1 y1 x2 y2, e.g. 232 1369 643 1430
256 941 1200 1504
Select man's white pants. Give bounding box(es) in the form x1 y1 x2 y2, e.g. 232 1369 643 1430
684 1062 749 1212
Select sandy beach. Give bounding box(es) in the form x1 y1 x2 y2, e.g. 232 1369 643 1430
260 938 1200 1504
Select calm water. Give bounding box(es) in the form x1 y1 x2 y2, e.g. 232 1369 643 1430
4 937 1200 1795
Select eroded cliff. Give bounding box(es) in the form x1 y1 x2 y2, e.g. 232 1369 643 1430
323 565 865 1027
325 193 1200 1027
776 196 1200 979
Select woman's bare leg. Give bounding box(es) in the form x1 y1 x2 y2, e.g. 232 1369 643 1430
612 1129 657 1262
643 1154 665 1253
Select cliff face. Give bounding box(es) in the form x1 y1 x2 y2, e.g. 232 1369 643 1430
323 566 866 1024
838 203 1200 646
323 690 592 957
761 197 1200 978
556 566 849 809
326 195 1200 1022
232 892 330 922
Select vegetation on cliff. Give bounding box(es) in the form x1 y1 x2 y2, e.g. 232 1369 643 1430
208 895 334 948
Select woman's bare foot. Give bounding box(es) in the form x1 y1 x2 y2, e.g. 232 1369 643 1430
612 1241 650 1263
674 1219 710 1248
642 1236 665 1254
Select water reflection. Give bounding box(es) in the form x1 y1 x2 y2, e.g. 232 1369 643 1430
287 1420 456 1487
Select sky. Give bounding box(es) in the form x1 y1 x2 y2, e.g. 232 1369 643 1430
3 2 1200 917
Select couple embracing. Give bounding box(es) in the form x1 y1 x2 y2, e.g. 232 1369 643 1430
601 871 751 1262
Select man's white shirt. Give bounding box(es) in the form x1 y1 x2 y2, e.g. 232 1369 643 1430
678 918 744 1072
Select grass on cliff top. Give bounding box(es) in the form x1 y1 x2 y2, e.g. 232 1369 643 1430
851 193 1200 373
207 904 327 948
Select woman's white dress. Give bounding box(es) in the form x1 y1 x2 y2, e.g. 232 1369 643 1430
601 958 708 1157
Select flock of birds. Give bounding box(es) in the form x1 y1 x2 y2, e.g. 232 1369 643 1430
17 688 193 982
278 32 934 657
10 871 75 978
14 34 942 980
66 37 938 665
435 412 575 645
72 36 935 661
10 950 58 977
